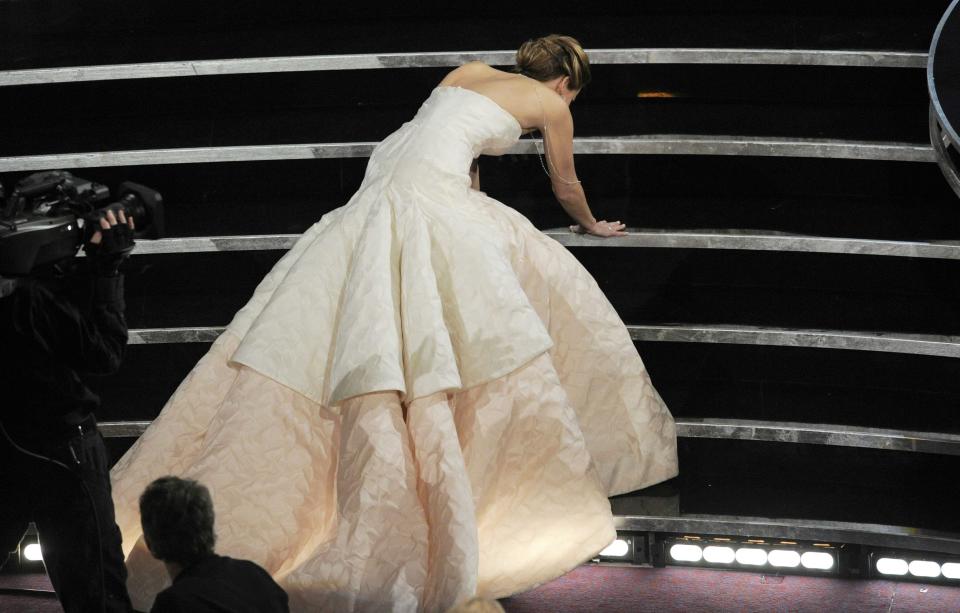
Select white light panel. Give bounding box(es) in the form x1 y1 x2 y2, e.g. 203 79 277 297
908 560 941 578
800 551 835 570
876 557 909 576
669 544 703 563
941 562 960 579
703 546 736 564
735 548 768 566
768 550 801 568
599 539 630 558
23 543 42 562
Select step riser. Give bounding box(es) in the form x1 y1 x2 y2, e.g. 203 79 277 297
1 2 949 72
0 65 932 157
108 250 960 334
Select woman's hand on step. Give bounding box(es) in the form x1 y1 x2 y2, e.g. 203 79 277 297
569 220 628 237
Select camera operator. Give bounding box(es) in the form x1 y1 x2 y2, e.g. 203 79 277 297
0 208 135 613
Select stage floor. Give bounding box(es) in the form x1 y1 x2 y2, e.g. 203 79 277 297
3 564 959 612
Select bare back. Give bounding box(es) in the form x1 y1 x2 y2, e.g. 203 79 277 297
439 62 560 134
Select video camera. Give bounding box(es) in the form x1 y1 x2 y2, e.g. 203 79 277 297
0 171 164 276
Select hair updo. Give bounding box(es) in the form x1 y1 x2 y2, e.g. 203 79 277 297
513 34 591 90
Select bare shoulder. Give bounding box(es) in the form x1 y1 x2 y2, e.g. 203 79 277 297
537 87 573 128
540 87 570 116
434 64 572 133
439 61 495 87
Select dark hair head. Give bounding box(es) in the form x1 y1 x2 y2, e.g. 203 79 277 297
513 34 591 90
139 476 216 566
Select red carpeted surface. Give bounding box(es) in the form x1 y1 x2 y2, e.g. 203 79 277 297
499 566 960 613
0 572 60 613
4 566 960 612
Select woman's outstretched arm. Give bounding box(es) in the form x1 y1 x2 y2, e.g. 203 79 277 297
541 95 626 237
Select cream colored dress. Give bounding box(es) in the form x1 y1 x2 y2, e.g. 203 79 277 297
110 85 679 612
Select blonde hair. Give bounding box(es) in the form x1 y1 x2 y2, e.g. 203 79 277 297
513 34 591 90
444 597 506 613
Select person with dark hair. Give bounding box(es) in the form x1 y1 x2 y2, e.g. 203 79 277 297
0 209 134 613
139 476 289 613
112 34 678 611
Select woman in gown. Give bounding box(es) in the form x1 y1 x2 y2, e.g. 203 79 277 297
110 35 679 612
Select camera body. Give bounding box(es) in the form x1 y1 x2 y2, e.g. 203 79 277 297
0 171 164 276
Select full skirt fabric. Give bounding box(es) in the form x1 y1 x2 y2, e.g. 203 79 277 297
110 184 678 612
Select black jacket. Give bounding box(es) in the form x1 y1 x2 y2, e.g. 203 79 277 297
0 270 127 434
151 555 290 613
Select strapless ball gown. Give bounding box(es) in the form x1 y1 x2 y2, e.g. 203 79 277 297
110 85 679 612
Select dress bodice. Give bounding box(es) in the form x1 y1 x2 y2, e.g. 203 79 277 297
366 85 523 186
417 86 522 155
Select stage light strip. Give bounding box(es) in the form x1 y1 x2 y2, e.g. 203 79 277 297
615 514 960 556
0 136 936 172
667 541 836 572
874 555 960 581
0 49 926 87
124 324 960 357
665 542 960 583
130 230 960 260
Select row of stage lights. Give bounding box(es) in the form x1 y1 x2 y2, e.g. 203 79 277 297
598 535 836 575
10 538 960 584
666 540 835 571
598 534 960 586
874 555 960 580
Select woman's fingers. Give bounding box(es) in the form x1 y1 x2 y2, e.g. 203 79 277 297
128 215 136 230
105 208 118 226
572 220 628 237
117 209 127 224
90 230 103 245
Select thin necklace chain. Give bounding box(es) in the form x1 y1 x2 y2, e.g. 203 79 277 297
527 81 581 185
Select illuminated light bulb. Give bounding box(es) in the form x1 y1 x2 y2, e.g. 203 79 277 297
876 557 908 576
23 543 42 562
669 544 703 562
908 560 941 578
702 546 736 564
768 550 801 568
735 548 768 566
599 539 630 557
800 551 835 570
941 562 960 579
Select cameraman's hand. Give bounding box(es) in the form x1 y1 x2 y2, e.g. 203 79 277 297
85 209 135 276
